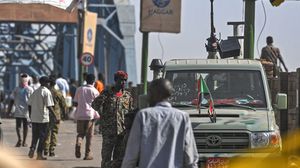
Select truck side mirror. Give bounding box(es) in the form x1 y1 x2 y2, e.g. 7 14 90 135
275 93 287 110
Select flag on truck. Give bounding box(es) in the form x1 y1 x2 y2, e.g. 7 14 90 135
198 75 216 123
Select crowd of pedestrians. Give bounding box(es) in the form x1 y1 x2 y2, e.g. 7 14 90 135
4 70 199 168
7 73 79 160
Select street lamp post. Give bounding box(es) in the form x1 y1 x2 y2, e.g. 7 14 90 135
206 0 218 59
244 0 256 59
141 32 149 94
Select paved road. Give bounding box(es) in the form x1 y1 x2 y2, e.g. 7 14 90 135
0 118 102 168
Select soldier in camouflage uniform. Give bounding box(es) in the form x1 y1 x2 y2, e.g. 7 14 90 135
44 75 67 157
92 71 133 168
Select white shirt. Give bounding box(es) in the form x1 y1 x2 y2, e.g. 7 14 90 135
56 77 69 98
28 86 54 123
121 101 199 168
31 83 41 91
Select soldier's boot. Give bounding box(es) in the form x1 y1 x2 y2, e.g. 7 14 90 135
49 152 55 157
43 150 48 156
49 145 55 157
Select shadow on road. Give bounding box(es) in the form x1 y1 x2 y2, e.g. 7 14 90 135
48 158 80 161
73 167 100 168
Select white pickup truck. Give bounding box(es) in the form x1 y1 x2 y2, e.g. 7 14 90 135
161 59 287 168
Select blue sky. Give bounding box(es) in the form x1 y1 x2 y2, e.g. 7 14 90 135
131 0 300 81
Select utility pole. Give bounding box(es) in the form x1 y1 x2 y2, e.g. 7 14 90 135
77 0 86 84
141 32 149 94
244 0 256 59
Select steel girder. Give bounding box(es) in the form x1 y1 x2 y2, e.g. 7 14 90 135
87 0 137 85
0 22 77 92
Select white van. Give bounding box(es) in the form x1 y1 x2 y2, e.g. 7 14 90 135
162 59 287 168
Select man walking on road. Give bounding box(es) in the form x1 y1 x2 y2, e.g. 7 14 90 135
7 73 33 147
121 79 199 168
44 75 67 157
92 71 133 168
27 76 55 160
73 74 99 160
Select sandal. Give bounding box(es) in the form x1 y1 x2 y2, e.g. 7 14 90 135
15 140 22 147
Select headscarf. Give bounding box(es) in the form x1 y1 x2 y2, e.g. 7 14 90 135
20 73 29 87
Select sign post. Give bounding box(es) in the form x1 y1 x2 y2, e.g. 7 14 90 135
140 0 182 33
79 9 97 84
140 0 182 94
80 52 94 66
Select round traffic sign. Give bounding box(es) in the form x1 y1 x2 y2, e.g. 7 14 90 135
80 53 94 66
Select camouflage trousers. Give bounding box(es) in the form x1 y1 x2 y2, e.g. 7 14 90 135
101 133 125 168
44 121 60 153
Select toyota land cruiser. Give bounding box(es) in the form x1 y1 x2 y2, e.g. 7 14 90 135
162 59 287 168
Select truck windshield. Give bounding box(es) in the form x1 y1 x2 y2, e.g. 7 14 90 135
165 70 267 108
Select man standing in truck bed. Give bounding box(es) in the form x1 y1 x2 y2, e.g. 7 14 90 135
261 36 288 77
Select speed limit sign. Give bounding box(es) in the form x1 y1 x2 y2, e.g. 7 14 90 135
80 53 94 66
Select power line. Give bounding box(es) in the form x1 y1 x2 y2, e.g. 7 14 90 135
256 0 267 57
157 33 165 61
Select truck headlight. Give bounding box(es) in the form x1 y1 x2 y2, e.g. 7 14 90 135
251 131 281 149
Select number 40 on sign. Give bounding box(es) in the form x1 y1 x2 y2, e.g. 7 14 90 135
80 53 94 66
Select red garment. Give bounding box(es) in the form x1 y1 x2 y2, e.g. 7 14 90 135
116 91 122 97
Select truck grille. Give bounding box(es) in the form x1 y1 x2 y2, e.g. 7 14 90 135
194 132 250 153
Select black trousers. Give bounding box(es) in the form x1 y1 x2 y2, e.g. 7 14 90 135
16 117 28 129
30 122 48 154
15 117 28 143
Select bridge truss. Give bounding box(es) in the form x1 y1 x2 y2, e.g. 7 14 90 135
0 0 137 93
